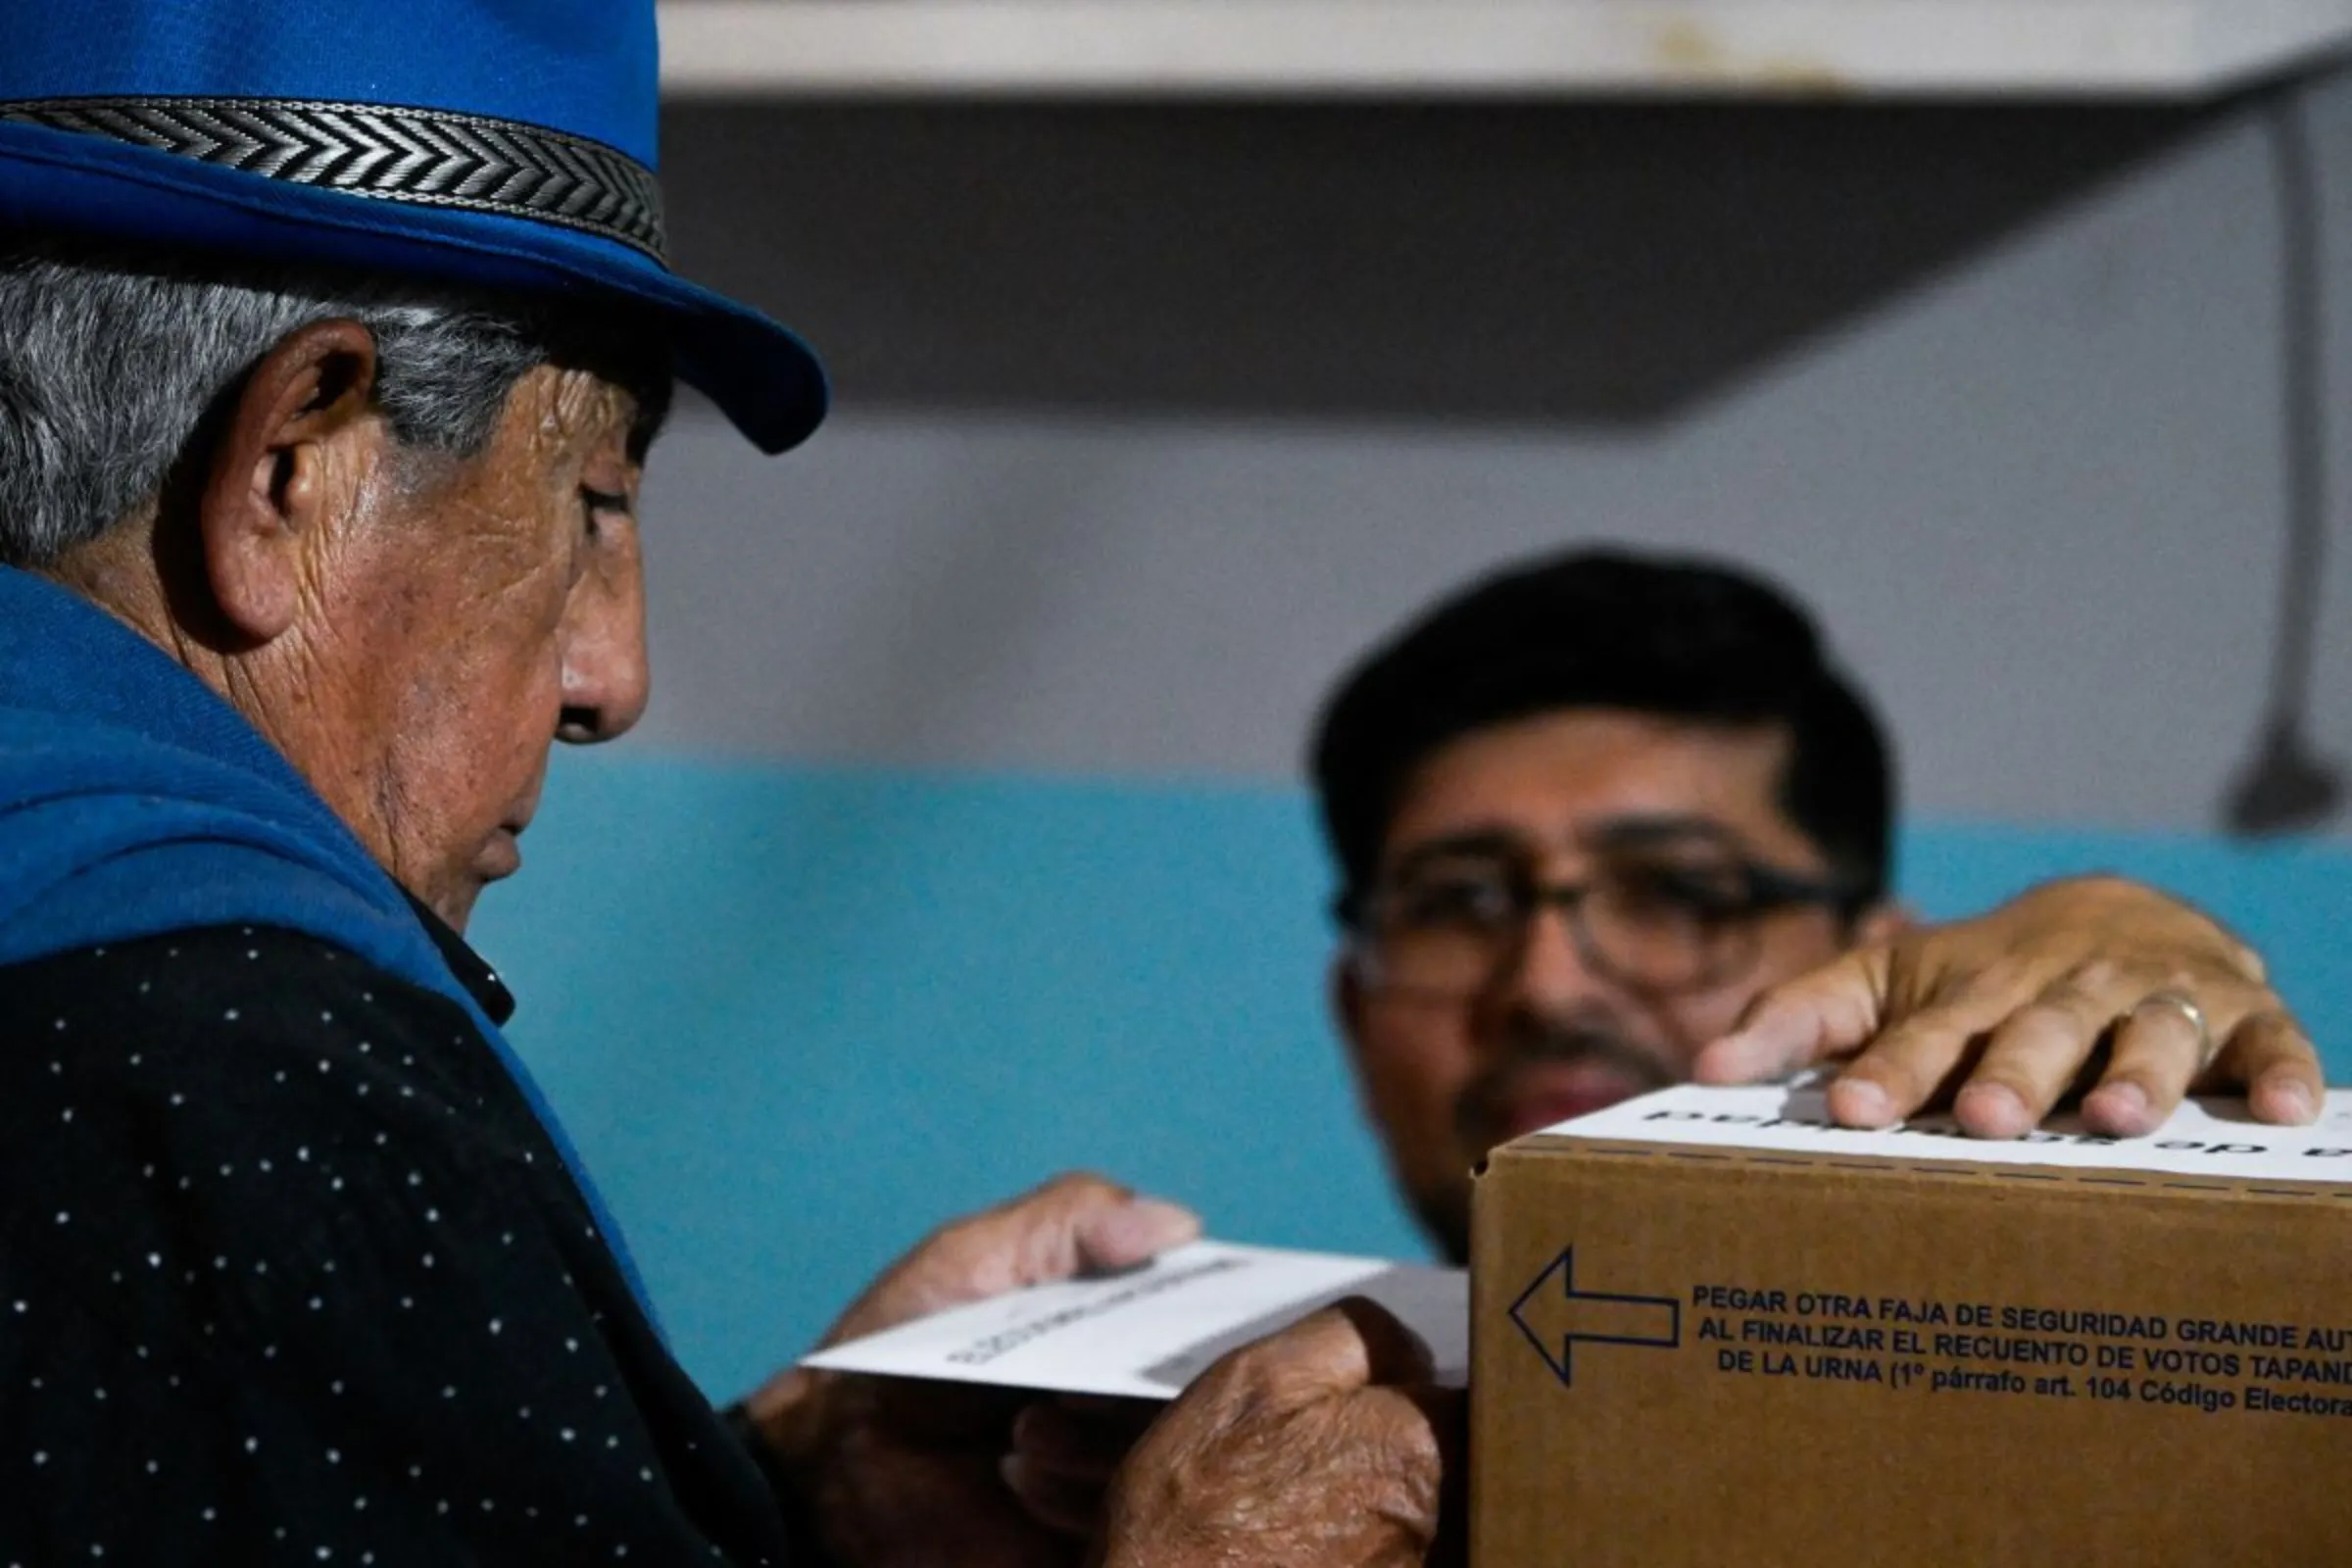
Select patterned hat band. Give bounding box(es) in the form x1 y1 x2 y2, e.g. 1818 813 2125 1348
0 95 667 264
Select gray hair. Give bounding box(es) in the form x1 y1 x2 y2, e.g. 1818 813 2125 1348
0 242 665 567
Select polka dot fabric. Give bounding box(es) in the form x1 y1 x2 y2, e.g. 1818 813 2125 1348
0 924 799 1565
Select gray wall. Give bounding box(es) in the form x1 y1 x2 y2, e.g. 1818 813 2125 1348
629 75 2352 836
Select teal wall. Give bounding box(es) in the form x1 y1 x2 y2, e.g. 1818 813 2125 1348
472 754 2352 1398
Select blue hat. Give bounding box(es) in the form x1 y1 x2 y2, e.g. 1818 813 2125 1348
0 0 827 454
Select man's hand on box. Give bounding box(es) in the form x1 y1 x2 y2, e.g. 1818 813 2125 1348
739 1173 1200 1568
1093 1298 1464 1568
1693 875 2321 1139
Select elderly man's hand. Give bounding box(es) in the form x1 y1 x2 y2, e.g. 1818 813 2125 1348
741 1173 1200 1568
1694 875 2321 1138
1094 1298 1462 1568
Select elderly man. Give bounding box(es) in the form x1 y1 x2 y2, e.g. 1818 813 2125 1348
0 4 1447 1564
1312 550 2319 1265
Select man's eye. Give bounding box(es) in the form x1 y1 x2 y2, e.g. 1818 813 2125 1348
1394 878 1516 931
579 486 631 541
1614 864 1746 921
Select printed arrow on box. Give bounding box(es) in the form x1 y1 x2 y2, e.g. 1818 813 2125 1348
1507 1248 1680 1388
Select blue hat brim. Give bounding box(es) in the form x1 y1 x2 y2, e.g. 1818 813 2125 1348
0 118 828 455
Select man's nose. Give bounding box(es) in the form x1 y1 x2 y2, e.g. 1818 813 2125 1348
558 527 650 745
1479 903 1614 1026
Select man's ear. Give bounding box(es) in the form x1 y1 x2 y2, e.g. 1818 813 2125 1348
1328 952 1382 1105
195 318 381 645
1849 899 1916 951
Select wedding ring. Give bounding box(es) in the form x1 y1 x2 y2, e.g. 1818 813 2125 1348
2132 989 2214 1061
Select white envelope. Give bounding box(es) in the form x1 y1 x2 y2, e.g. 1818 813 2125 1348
801 1240 1465 1399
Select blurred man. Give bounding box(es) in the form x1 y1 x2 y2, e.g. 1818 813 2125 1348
1311 551 2316 1263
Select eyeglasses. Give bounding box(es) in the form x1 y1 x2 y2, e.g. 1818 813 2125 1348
1338 842 1858 1000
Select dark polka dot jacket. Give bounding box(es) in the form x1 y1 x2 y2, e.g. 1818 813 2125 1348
0 913 810 1565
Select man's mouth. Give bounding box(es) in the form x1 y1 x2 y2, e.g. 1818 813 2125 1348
1490 1064 1651 1143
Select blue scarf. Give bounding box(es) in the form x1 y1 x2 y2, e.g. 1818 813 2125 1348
0 565 658 1323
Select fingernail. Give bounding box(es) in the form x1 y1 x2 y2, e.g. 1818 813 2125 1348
2096 1082 2148 1127
1100 1198 1200 1258
1692 1037 1752 1084
1955 1082 2027 1136
1835 1079 1891 1126
2274 1080 2317 1121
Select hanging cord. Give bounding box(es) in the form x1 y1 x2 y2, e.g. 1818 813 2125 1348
2224 84 2342 835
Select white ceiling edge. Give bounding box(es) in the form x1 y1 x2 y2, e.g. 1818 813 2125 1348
658 0 2352 99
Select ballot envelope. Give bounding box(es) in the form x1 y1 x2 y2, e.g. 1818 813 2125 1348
802 1240 1464 1398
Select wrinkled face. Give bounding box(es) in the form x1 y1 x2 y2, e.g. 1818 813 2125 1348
1336 710 1858 1263
307 366 649 930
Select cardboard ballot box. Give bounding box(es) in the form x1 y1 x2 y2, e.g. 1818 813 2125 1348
1472 1084 2352 1567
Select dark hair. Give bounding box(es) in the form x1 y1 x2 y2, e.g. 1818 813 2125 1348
1308 549 1895 914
